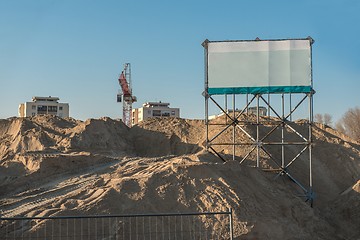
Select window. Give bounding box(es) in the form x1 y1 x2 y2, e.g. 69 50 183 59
171 111 176 115
161 111 170 117
59 106 63 111
153 110 161 116
37 105 47 114
32 105 36 110
48 106 57 112
37 105 47 111
32 112 36 116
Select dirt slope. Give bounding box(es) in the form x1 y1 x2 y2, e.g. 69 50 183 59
0 115 359 239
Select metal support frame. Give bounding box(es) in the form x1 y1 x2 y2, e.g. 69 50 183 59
204 91 315 206
202 37 315 206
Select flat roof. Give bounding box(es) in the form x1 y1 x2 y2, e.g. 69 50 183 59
32 96 60 102
143 102 170 107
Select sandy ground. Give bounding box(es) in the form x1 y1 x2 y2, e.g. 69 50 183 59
0 115 359 239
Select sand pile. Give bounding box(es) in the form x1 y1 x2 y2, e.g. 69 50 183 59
0 115 359 239
131 117 204 156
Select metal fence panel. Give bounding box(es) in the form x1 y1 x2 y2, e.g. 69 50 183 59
1 210 233 239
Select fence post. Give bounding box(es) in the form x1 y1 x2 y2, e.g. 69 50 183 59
229 208 234 240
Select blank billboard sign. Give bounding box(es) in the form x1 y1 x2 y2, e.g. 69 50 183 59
204 38 313 95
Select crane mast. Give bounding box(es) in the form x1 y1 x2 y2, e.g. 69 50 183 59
117 63 137 127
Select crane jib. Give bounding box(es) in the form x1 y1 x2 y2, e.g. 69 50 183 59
118 72 131 96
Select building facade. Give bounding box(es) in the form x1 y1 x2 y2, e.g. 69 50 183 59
132 102 180 125
209 106 267 120
19 96 69 118
247 106 267 116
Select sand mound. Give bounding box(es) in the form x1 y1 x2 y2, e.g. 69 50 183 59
130 118 204 156
66 117 132 154
0 115 359 239
323 180 360 239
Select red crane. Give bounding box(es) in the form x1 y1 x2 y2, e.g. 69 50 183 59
117 63 137 127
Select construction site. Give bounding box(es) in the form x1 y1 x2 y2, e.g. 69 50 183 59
116 63 180 127
0 38 359 239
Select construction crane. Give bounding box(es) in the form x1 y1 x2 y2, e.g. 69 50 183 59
117 63 137 127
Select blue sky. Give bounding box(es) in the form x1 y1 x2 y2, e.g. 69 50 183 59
0 0 359 123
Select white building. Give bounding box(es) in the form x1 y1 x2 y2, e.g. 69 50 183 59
209 107 267 120
132 102 180 125
247 106 267 116
19 96 69 118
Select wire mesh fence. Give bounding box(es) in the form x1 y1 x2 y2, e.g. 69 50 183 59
0 210 233 239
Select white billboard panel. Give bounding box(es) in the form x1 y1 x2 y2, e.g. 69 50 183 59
204 38 313 94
